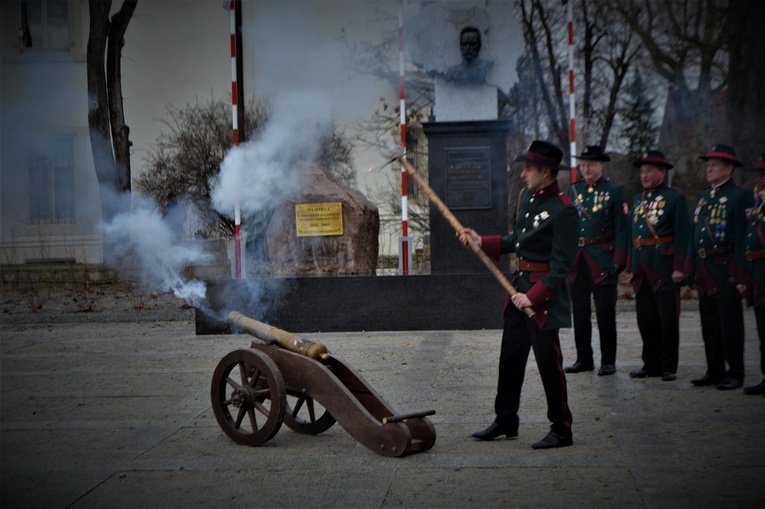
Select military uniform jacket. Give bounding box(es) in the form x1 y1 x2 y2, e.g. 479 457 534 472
691 179 753 298
481 181 579 331
628 183 692 293
740 202 765 308
567 176 629 285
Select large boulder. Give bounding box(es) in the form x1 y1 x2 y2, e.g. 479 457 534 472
266 162 379 276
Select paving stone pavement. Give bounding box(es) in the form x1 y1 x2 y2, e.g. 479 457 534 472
1 307 764 508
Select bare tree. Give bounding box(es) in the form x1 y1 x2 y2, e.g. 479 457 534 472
86 0 137 221
512 0 643 152
614 0 728 177
583 1 642 149
517 0 568 149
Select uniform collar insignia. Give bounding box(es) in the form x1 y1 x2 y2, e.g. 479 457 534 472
533 181 560 198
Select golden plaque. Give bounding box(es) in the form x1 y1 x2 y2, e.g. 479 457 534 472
295 202 343 237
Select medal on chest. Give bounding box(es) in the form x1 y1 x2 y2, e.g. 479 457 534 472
531 210 550 229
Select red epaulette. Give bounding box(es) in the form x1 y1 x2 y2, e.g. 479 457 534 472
557 192 574 206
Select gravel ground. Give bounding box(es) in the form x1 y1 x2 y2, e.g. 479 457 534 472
0 284 194 322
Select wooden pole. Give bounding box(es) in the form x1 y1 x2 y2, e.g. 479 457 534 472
397 157 535 318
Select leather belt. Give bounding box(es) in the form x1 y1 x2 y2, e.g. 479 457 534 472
697 245 734 259
745 250 765 261
578 233 614 247
632 235 675 249
518 258 550 272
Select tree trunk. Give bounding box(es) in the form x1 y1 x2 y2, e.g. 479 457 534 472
727 0 765 171
86 0 117 220
107 0 137 194
86 0 136 221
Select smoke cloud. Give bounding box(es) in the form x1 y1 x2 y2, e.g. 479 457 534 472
98 189 210 303
211 93 332 219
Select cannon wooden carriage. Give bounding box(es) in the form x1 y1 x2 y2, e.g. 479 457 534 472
210 312 436 457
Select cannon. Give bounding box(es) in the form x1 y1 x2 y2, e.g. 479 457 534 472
210 312 436 457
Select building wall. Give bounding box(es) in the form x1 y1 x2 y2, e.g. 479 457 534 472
0 0 104 264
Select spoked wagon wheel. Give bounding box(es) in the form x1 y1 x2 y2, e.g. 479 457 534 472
284 390 336 434
211 348 286 446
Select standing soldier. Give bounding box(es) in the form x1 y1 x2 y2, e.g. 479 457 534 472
565 145 629 376
737 153 765 396
689 144 752 390
459 140 578 449
628 150 692 382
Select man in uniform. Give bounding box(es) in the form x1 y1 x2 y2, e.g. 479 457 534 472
459 140 578 449
738 153 765 396
628 150 692 382
565 145 629 376
689 144 752 390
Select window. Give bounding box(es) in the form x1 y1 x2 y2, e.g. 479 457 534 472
20 0 69 51
28 137 75 223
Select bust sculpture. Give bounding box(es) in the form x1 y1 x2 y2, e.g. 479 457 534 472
436 26 493 85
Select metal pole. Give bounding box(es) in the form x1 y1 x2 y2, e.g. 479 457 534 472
566 0 577 184
228 0 242 278
398 0 410 275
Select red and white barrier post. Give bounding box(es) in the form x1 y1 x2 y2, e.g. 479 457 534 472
227 0 242 278
566 0 577 183
398 0 411 275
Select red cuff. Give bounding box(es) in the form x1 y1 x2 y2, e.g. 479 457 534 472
481 236 502 262
526 280 555 307
613 247 627 267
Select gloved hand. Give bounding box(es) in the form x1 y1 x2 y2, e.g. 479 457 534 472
608 264 624 276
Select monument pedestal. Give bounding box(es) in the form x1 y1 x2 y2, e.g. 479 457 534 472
423 120 513 274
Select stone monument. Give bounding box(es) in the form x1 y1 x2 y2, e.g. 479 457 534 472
412 15 518 274
266 161 379 276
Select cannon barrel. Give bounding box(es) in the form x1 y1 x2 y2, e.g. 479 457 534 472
226 311 329 360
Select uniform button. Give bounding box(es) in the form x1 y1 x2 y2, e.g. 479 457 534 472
522 228 526 232
525 213 529 217
544 310 548 314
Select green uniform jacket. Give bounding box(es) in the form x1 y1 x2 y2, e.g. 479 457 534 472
741 201 765 308
691 179 753 298
567 176 630 285
481 181 579 331
628 183 693 293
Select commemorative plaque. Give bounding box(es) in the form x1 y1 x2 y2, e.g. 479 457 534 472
295 202 343 237
445 147 492 210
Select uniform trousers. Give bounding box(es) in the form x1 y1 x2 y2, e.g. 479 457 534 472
495 300 573 437
698 294 745 381
755 306 765 376
570 260 618 366
635 280 680 374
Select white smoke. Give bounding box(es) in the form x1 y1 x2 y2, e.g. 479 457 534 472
98 191 211 303
210 92 333 220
